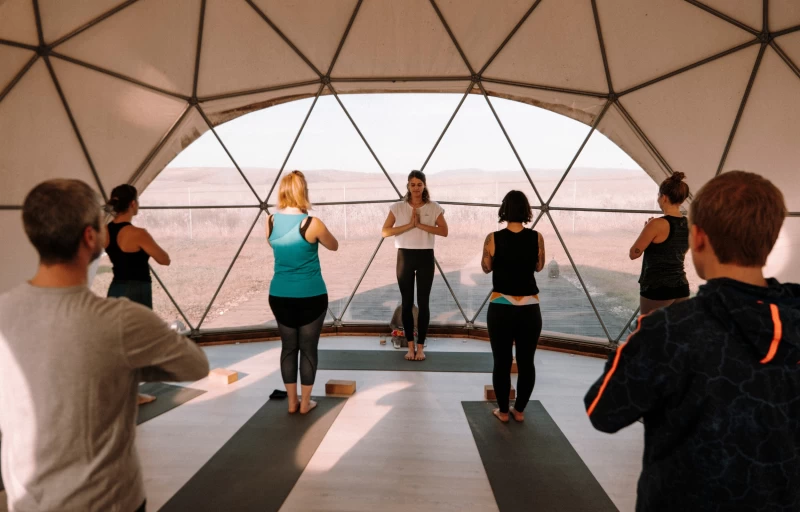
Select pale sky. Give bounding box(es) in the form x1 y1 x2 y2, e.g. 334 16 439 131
170 94 642 174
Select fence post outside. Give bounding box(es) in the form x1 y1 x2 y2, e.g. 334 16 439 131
188 187 193 240
344 184 347 240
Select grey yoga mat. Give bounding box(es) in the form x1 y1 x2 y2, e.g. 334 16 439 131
136 382 206 425
318 349 494 372
160 396 347 512
462 400 618 512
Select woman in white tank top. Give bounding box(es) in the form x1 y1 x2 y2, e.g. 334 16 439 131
381 171 448 361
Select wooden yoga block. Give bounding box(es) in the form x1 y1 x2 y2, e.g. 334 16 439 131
326 379 356 396
209 368 238 385
484 384 515 401
511 358 518 374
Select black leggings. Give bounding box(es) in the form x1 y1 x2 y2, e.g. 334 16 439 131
487 303 542 413
396 249 434 344
269 295 328 386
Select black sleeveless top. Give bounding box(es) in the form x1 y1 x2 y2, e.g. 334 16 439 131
106 222 151 282
638 216 689 291
492 228 540 296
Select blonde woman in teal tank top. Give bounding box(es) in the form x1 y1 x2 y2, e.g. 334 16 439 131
268 171 338 415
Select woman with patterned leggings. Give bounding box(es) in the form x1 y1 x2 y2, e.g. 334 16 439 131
268 171 338 414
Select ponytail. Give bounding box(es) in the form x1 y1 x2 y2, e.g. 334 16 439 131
105 184 138 215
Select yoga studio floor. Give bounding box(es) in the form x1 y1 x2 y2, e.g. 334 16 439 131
0 337 644 512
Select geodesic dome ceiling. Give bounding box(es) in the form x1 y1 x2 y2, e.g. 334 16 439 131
1 0 799 345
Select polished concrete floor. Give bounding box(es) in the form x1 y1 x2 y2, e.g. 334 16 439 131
0 337 643 511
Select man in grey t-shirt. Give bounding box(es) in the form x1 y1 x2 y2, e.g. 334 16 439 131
0 180 209 512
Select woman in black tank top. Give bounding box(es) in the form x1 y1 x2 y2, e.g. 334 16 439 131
629 172 691 315
481 191 545 423
104 185 172 405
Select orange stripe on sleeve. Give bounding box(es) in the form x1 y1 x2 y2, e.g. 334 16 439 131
587 315 644 417
760 304 783 364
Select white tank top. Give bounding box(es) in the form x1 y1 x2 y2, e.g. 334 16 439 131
390 201 445 249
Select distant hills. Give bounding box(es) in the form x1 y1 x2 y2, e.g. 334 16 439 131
152 166 652 187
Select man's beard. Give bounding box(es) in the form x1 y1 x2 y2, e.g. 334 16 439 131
90 245 103 262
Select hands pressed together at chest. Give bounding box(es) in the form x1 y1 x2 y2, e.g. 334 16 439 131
381 204 448 239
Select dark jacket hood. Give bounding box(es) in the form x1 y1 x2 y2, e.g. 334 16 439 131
697 278 800 365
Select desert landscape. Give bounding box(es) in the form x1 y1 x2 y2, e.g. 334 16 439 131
92 164 798 343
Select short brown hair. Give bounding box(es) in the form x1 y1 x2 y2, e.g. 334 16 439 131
689 171 786 266
278 170 312 211
659 171 690 205
22 179 102 264
498 190 533 223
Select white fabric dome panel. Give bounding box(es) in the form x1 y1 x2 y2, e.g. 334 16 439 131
57 0 200 96
332 0 469 78
0 0 38 45
621 45 760 195
721 47 800 210
597 0 753 92
0 61 100 203
484 0 607 93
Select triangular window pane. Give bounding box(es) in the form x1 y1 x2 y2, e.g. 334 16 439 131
271 95 401 204
139 110 263 207
133 207 261 328
423 94 540 205
198 212 276 331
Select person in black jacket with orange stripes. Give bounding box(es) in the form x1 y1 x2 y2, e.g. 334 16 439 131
585 171 800 512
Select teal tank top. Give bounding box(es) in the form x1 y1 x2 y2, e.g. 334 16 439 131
269 213 327 298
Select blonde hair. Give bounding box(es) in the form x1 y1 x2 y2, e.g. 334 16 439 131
278 171 312 211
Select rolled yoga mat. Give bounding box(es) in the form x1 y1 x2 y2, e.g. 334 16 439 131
318 349 493 373
136 382 206 425
462 400 618 512
160 396 347 512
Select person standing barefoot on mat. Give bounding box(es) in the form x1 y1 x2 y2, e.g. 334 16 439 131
481 191 544 423
104 184 172 406
629 172 691 315
382 170 448 361
268 171 338 415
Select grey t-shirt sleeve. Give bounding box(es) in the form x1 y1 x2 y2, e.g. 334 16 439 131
118 302 210 382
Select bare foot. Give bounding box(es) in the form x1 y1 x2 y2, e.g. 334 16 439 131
415 346 426 361
137 394 156 406
288 395 300 414
509 407 524 422
300 399 317 415
492 408 509 423
405 346 416 360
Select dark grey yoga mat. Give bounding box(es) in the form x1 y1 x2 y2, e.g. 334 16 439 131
136 382 206 425
462 401 618 512
318 349 494 372
160 396 347 512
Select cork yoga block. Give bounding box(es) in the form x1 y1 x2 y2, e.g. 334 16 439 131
326 379 356 396
209 368 238 385
484 385 515 400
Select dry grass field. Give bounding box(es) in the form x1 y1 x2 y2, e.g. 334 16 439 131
92 165 797 341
